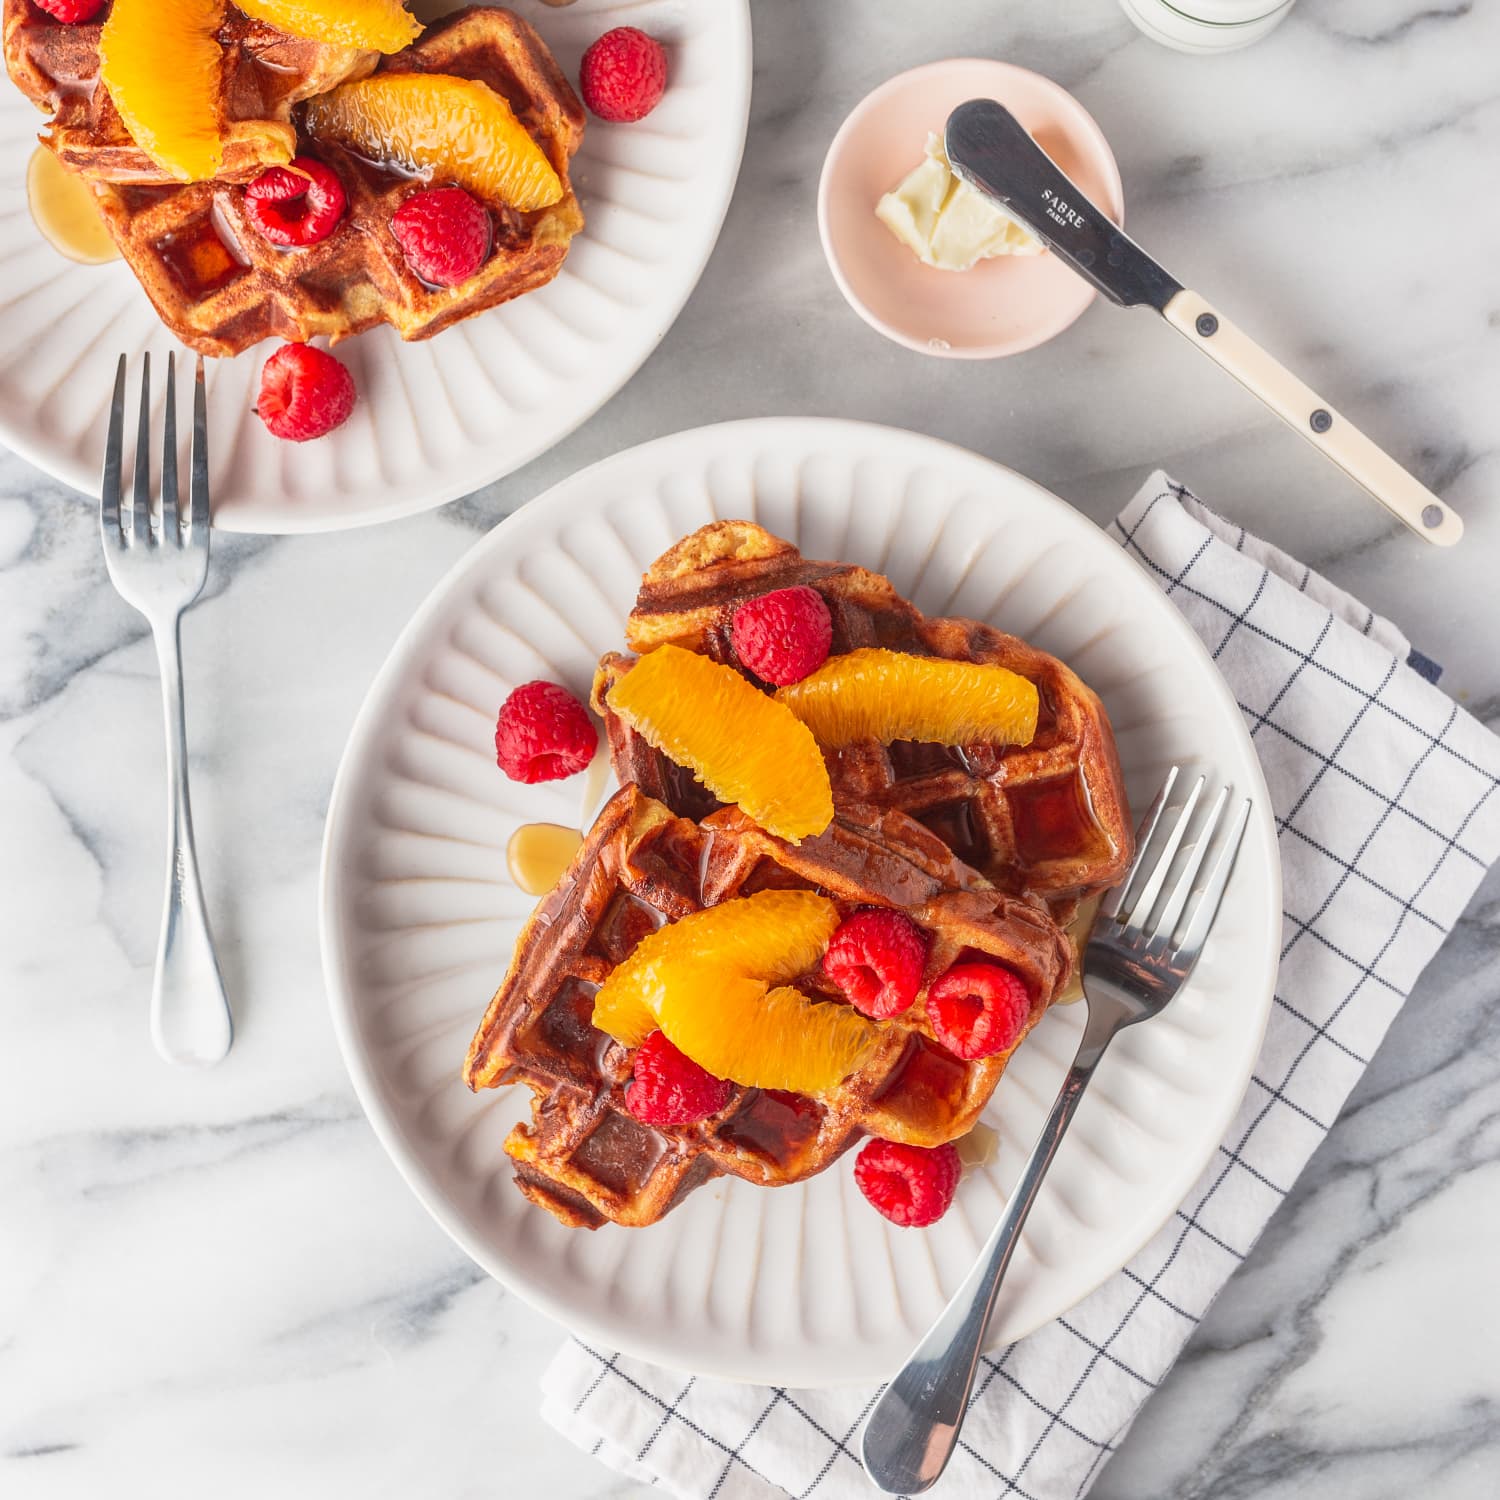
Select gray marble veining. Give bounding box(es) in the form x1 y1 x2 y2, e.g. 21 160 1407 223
2 2 1498 1497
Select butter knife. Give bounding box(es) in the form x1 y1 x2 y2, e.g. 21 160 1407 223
945 99 1463 546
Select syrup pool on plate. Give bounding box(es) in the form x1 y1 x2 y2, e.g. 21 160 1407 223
507 822 583 896
1056 891 1104 1004
26 147 119 265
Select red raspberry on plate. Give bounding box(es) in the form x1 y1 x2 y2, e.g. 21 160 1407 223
254 343 355 443
34 0 104 22
391 185 491 288
579 26 668 123
494 680 598 783
926 961 1031 1060
625 1030 734 1126
243 156 346 248
823 908 928 1018
730 585 833 686
854 1139 961 1227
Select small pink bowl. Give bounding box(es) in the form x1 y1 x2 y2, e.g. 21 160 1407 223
818 59 1125 359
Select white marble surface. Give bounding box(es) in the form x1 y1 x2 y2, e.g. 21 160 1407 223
3 1 1499 1496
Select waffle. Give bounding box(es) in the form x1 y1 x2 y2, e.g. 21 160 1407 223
463 784 1073 1229
83 7 585 356
3 0 377 184
595 521 1134 920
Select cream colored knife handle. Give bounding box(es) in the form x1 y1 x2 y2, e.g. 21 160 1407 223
1162 290 1463 546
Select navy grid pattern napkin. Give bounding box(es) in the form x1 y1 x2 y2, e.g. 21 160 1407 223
541 472 1500 1500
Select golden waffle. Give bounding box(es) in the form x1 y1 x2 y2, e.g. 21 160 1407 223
3 0 377 184
85 6 584 356
463 785 1073 1229
595 521 1134 918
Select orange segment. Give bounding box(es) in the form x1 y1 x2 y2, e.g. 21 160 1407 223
99 0 227 183
776 647 1039 750
593 890 839 1047
306 74 563 211
659 982 881 1096
607 646 834 844
234 0 421 52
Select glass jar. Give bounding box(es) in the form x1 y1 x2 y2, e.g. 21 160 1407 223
1119 0 1297 53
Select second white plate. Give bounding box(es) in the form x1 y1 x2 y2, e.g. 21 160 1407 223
319 417 1280 1386
0 0 751 532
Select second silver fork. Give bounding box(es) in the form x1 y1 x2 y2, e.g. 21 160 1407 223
862 767 1252 1493
101 352 232 1066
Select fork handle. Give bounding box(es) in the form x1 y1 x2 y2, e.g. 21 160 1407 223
861 1009 1118 1494
150 615 232 1066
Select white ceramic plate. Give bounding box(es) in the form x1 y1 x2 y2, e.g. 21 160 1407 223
0 0 751 532
320 418 1281 1387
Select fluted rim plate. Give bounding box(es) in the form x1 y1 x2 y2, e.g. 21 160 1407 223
0 0 751 532
320 418 1281 1386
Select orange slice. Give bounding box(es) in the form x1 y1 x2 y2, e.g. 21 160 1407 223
607 645 834 843
306 73 564 211
99 0 226 183
776 648 1039 749
658 982 881 1096
234 0 422 52
593 889 839 1047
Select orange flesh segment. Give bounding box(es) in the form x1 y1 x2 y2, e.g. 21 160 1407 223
592 890 839 1049
607 645 834 844
99 0 226 183
234 0 421 52
775 647 1039 750
305 73 563 211
658 982 881 1096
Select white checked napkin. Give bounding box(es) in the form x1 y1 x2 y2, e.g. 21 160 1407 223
542 472 1500 1500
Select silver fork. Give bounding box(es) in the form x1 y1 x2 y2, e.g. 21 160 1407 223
861 766 1252 1493
102 352 232 1066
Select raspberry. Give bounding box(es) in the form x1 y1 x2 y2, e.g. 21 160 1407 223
926 962 1031 1060
494 680 598 783
391 186 491 288
243 156 346 248
254 343 355 442
625 1030 734 1126
730 585 833 686
34 0 104 21
854 1139 961 1227
823 909 927 1018
579 26 668 123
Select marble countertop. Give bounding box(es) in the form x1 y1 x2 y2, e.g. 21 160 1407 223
3 1 1498 1496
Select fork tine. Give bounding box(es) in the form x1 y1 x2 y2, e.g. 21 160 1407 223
161 352 179 538
1147 784 1229 947
1173 797 1253 968
132 351 154 546
1098 765 1179 921
189 354 209 536
100 353 126 544
1124 775 1205 933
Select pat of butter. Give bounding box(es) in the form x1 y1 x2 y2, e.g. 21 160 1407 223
876 133 1042 272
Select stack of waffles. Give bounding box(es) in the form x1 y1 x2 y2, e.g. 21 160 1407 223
464 522 1135 1229
3 3 584 355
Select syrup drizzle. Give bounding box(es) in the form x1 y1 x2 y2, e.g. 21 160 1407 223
26 146 119 265
507 822 583 896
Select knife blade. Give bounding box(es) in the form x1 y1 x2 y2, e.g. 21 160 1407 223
943 98 1463 547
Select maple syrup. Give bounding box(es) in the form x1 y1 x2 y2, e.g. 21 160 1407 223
1010 772 1108 867
26 147 119 266
589 892 665 965
507 822 583 896
875 1034 971 1135
159 214 247 298
1055 892 1103 1004
534 976 617 1080
956 1122 999 1170
573 1110 669 1197
720 1089 823 1169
